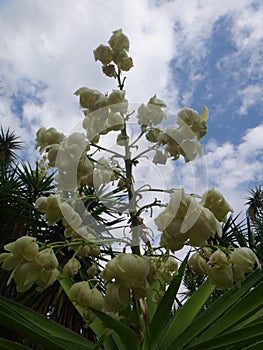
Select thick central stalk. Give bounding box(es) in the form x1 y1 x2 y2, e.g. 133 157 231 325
122 122 141 255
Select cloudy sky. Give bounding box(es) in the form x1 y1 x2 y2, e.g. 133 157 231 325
0 0 263 217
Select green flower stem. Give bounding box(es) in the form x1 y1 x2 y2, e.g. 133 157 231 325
87 154 125 180
41 238 127 251
138 188 178 194
117 65 126 90
90 142 123 158
132 145 156 162
136 199 162 217
121 119 141 256
116 64 141 255
130 130 146 148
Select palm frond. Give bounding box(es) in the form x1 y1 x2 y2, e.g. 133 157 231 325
0 126 23 166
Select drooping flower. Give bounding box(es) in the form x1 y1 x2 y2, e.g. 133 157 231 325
201 188 234 222
155 189 221 251
230 247 260 273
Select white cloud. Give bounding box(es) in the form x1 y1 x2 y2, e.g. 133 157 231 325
238 85 262 115
177 123 263 214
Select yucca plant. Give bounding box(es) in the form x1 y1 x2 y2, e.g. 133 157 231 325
0 30 262 350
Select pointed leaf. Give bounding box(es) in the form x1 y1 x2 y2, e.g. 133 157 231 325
185 318 263 349
189 280 263 346
149 253 189 348
0 296 94 350
0 338 31 350
171 269 263 349
157 279 215 350
244 339 263 349
91 308 140 350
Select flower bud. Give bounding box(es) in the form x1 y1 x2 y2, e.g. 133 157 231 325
36 248 58 270
74 87 103 111
93 44 114 65
86 287 104 310
117 133 129 146
164 257 178 272
35 127 64 153
208 264 234 290
47 144 60 166
13 261 41 292
36 268 59 289
76 245 91 258
86 263 99 278
188 252 209 275
108 29 130 52
146 128 161 143
63 258 81 277
119 56 133 71
105 282 130 311
148 95 167 108
102 64 116 77
0 253 23 270
230 247 260 273
35 196 48 212
201 188 234 222
69 281 91 308
102 254 150 287
209 249 229 268
88 244 100 257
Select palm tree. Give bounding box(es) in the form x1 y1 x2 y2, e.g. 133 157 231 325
0 126 23 166
246 186 263 261
0 127 95 347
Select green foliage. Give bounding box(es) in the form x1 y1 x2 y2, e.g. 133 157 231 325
0 295 94 350
1 270 262 349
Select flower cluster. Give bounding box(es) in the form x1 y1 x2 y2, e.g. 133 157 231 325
101 254 154 311
35 194 82 227
75 88 127 142
150 256 178 303
36 195 101 258
0 236 59 292
155 188 233 251
35 127 64 153
137 95 167 127
93 29 133 77
145 106 208 164
189 247 261 290
69 281 104 324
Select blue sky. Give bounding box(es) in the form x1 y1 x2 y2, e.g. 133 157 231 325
0 0 263 216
